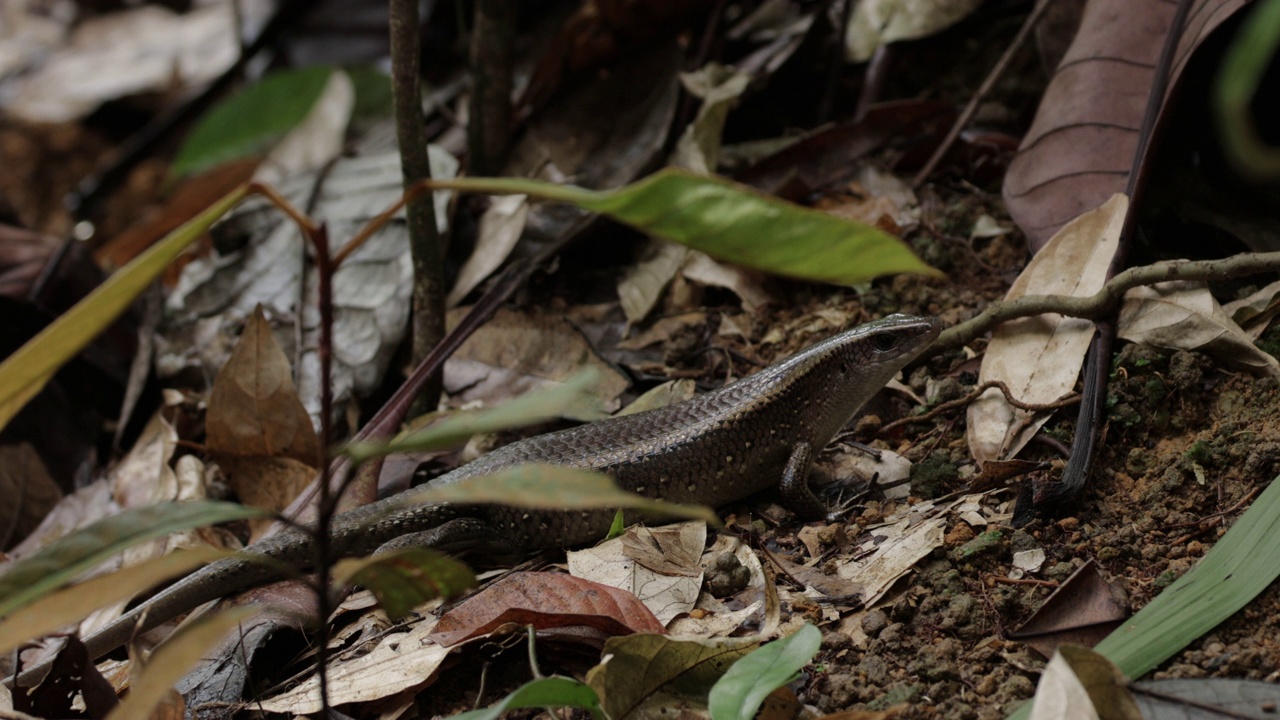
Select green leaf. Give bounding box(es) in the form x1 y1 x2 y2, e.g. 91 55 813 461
1006 475 1280 719
405 464 719 525
606 509 626 540
172 66 335 177
452 676 604 720
424 169 940 285
340 369 601 465
585 633 759 719
1215 0 1280 180
332 548 476 620
345 65 394 121
708 624 822 720
0 185 249 432
0 501 269 617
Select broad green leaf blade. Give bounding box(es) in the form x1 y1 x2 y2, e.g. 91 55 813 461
0 185 249 432
425 169 940 284
104 607 260 720
340 370 601 465
585 633 759 719
0 501 268 617
0 547 231 655
333 548 476 620
405 464 719 525
1092 476 1280 676
1007 475 1280 719
708 624 822 720
452 676 604 720
172 66 335 177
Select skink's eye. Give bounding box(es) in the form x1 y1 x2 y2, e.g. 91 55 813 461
870 332 900 352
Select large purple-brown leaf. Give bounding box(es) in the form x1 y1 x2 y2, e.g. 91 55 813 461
1004 0 1251 250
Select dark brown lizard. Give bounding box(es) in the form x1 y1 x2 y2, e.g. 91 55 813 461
11 313 939 687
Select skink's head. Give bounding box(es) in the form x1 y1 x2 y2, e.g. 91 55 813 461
772 313 941 442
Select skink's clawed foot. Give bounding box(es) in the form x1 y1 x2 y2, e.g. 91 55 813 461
818 479 869 522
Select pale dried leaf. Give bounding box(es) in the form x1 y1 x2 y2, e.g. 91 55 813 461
845 0 984 62
252 69 354 185
680 251 777 313
617 241 690 325
447 194 529 307
1221 278 1280 340
444 307 629 421
1118 281 1280 376
967 194 1124 465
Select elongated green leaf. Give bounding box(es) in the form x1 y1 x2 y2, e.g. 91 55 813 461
405 464 719 524
708 624 821 720
425 169 939 284
0 185 250 432
452 676 604 720
0 547 231 655
1215 0 1280 180
340 370 601 465
0 501 268 617
333 548 475 620
1007 475 1280 719
172 66 335 177
585 633 759 719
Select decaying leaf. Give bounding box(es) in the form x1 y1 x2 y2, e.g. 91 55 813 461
567 522 706 625
1118 280 1280 376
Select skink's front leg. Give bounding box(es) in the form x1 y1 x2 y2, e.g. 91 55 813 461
779 442 826 520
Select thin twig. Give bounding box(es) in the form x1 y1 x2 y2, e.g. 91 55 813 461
933 250 1280 355
912 0 1056 188
881 380 1079 433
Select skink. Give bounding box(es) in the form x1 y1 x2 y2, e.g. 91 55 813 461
12 313 939 686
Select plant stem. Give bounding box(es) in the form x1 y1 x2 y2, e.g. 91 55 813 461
390 0 445 409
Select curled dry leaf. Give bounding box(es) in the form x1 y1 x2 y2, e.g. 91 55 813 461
1118 281 1280 376
967 194 1124 466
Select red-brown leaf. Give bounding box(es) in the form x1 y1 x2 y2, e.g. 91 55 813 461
431 572 665 647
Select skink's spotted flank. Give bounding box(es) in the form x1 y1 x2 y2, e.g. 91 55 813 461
12 313 939 687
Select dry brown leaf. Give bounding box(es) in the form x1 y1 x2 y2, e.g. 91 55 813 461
967 194 1124 465
1005 0 1250 250
444 307 629 420
0 443 61 551
205 305 320 466
431 572 665 647
1118 281 1280 376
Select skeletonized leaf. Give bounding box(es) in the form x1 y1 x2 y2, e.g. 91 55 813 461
1118 281 1280 376
967 194 1124 465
